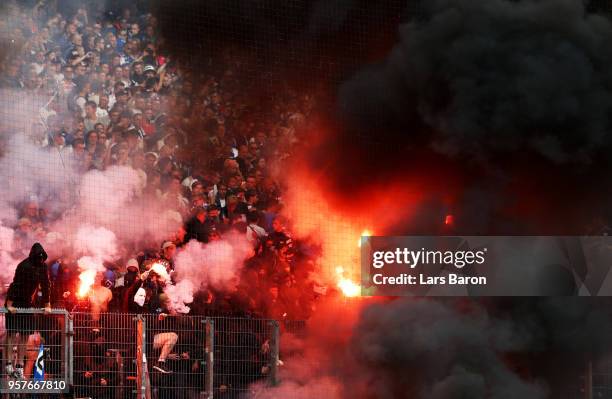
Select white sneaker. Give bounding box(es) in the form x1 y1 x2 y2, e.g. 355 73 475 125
152 361 172 374
5 364 13 377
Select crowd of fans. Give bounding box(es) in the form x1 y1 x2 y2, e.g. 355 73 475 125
0 1 321 394
1 0 320 319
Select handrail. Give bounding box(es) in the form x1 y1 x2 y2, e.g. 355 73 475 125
0 308 69 315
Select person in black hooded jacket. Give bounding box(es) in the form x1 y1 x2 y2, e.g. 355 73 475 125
4 242 52 378
6 243 51 311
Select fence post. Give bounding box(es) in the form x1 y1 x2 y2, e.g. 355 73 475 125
204 318 214 399
585 360 593 399
115 350 124 399
269 320 280 386
136 315 147 399
66 312 74 386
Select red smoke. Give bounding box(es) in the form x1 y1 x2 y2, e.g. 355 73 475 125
282 157 430 286
261 133 432 396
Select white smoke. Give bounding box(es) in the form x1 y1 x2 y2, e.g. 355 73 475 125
165 280 194 314
0 223 18 289
0 90 77 294
0 86 187 307
0 9 183 312
71 225 119 297
73 225 118 260
66 166 182 246
77 166 141 225
0 130 78 222
166 232 254 313
76 257 106 282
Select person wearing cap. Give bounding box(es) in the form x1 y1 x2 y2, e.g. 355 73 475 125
114 89 129 106
160 241 176 274
143 64 156 75
47 128 73 156
126 258 140 273
119 259 142 313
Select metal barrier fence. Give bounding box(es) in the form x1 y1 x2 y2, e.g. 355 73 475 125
591 356 612 399
0 308 71 395
72 312 138 399
558 358 612 399
0 309 284 398
208 317 278 398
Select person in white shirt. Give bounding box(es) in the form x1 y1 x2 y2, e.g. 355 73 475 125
97 94 111 115
96 103 110 121
246 211 267 250
84 101 110 132
31 51 46 75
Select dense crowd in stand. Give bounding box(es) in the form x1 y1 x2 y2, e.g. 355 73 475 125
0 1 320 394
0 0 320 319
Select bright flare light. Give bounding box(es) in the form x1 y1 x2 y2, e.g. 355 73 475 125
149 262 171 281
77 269 96 298
358 229 372 247
336 266 361 297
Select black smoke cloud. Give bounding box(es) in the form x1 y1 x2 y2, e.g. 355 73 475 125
339 0 612 164
344 297 612 399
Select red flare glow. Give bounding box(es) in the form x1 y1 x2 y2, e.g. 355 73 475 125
77 269 96 298
336 266 361 297
445 214 454 226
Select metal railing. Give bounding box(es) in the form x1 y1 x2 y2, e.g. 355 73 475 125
0 309 285 398
589 356 612 399
72 312 139 399
0 308 71 395
200 317 278 398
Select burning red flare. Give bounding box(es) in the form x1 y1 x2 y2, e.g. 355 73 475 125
445 214 454 226
335 266 360 297
77 269 96 298
358 229 372 247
